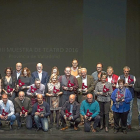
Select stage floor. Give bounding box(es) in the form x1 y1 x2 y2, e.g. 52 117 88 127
0 97 140 140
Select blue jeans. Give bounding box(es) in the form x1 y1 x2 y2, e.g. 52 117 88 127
137 98 140 126
127 98 134 125
34 115 48 132
0 115 16 125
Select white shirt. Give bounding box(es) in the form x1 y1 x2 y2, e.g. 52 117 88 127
38 71 42 81
82 76 87 89
0 100 14 117
16 71 21 79
116 75 136 88
107 76 112 83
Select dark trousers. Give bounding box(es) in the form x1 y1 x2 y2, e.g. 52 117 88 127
113 111 129 130
15 113 32 129
98 101 110 128
84 115 100 132
61 115 80 127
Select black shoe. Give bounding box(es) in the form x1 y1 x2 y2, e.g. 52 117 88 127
10 125 13 130
105 127 109 133
123 130 127 134
114 129 118 134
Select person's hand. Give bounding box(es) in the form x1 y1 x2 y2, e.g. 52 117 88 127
98 92 102 95
16 85 19 89
79 89 82 92
5 91 8 94
68 116 72 121
4 116 8 120
69 87 73 91
124 83 129 87
21 86 26 89
63 87 68 91
40 113 44 118
116 98 119 101
24 112 28 117
35 112 40 116
122 99 125 102
84 115 88 119
88 117 92 121
64 115 67 120
0 115 5 120
20 112 22 116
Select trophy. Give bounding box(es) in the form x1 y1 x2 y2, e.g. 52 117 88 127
82 83 88 95
7 85 13 97
31 86 37 97
53 86 60 97
102 85 109 96
67 80 74 90
86 109 93 120
2 109 8 116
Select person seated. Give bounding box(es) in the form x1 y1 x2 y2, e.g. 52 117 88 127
80 93 100 133
14 91 32 129
32 94 50 132
60 94 80 131
0 94 16 130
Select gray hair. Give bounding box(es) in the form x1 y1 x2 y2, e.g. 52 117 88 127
123 66 130 71
35 78 40 82
81 68 87 72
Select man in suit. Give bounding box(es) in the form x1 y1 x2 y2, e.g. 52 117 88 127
15 91 32 129
12 62 22 81
60 94 80 131
77 68 95 103
31 63 49 86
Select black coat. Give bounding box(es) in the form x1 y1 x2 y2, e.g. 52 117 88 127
61 101 80 120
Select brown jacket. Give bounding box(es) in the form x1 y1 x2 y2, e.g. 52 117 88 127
14 97 32 114
77 75 95 103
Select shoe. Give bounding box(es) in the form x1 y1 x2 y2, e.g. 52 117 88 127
127 125 132 131
79 122 84 126
105 127 109 133
92 128 97 133
123 130 127 134
60 126 68 131
10 125 13 130
114 129 118 134
100 125 103 130
74 126 78 131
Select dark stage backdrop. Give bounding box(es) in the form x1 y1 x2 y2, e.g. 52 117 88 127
0 0 140 77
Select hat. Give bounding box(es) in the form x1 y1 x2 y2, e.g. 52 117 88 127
65 110 72 117
103 85 109 92
19 79 25 87
21 106 28 114
67 80 74 87
53 86 60 94
7 85 13 93
82 83 88 89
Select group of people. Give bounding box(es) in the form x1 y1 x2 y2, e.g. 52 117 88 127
0 59 140 134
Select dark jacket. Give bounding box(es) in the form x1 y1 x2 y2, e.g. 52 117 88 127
61 101 80 120
14 97 32 114
32 102 50 117
134 77 140 99
31 71 49 85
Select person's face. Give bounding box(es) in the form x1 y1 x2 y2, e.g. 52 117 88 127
6 69 11 76
123 68 129 76
52 76 57 83
19 93 25 101
2 96 8 104
87 96 93 103
69 97 75 104
53 69 57 74
107 69 113 76
72 60 78 68
81 70 87 78
37 65 43 72
35 81 41 88
64 68 71 76
101 75 107 83
23 69 27 76
16 64 22 71
96 64 102 72
37 96 43 104
119 82 124 89
78 69 81 76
